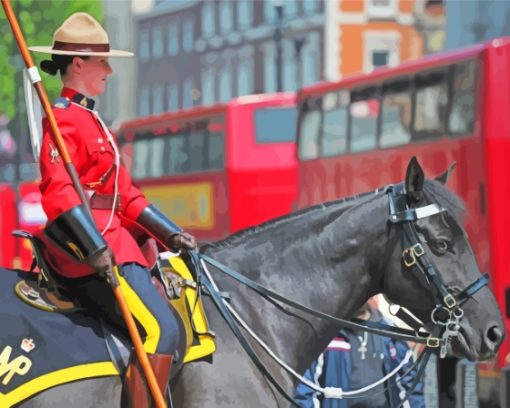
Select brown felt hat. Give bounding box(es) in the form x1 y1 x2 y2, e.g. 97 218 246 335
29 12 133 57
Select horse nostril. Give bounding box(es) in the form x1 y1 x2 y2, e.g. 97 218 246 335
485 325 504 348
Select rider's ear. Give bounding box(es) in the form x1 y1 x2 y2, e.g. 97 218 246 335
435 162 457 185
405 157 424 203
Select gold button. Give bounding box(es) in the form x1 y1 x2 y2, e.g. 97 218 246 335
98 138 103 143
100 146 105 152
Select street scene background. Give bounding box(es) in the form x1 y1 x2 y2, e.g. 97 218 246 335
1 0 510 407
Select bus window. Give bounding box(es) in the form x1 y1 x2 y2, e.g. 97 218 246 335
148 137 165 177
254 107 298 144
413 70 448 140
133 137 150 179
350 87 379 153
380 79 412 148
207 128 224 170
321 91 349 157
189 129 207 172
298 97 322 160
449 60 477 136
166 132 188 174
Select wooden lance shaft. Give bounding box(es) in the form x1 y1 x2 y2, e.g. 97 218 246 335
1 2 167 407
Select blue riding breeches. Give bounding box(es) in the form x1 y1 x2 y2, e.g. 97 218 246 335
56 263 179 355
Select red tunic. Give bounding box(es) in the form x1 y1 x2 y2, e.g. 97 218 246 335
39 87 149 277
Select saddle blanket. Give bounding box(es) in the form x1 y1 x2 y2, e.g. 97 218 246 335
0 269 118 407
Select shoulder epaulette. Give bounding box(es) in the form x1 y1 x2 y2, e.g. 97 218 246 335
52 97 70 109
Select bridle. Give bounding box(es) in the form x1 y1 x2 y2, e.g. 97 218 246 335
386 184 489 358
190 184 490 406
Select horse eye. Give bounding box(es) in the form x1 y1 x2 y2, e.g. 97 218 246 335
431 239 449 255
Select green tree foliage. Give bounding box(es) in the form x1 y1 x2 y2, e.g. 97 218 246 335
0 0 103 120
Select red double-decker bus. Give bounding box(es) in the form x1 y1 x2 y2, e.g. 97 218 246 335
0 180 46 270
295 38 510 389
117 93 298 241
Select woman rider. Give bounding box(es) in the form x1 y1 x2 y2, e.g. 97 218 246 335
29 12 195 407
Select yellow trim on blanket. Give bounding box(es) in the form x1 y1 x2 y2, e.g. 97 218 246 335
0 361 118 408
117 271 161 354
169 256 216 362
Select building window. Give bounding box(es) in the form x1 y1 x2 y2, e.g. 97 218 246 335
372 50 389 67
202 68 215 105
153 84 164 114
283 40 296 92
168 23 179 56
183 17 194 53
284 0 297 18
167 82 179 111
302 33 319 86
219 1 233 35
219 64 232 102
237 0 253 29
363 31 400 73
366 0 398 19
201 2 215 36
139 29 150 62
139 86 150 116
237 59 253 96
183 77 194 108
263 44 276 92
303 0 316 14
152 26 163 59
264 0 275 22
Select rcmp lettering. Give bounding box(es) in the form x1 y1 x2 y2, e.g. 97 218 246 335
0 345 32 386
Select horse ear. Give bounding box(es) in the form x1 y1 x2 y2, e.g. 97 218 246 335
405 157 424 203
435 162 457 185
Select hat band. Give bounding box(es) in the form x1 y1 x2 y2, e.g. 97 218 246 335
53 41 110 53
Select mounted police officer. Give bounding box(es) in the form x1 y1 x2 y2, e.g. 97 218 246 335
29 12 196 407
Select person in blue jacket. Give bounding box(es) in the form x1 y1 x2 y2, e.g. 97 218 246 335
294 302 425 408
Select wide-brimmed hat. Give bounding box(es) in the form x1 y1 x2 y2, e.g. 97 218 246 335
29 12 133 57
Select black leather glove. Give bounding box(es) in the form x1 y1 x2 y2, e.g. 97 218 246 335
87 246 116 282
168 232 197 252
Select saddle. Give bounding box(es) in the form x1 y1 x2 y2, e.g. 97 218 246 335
13 230 216 367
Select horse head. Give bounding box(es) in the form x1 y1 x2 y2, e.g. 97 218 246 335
382 157 504 361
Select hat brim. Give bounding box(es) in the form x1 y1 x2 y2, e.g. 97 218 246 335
29 46 133 57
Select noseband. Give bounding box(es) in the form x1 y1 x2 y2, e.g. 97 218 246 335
386 185 489 357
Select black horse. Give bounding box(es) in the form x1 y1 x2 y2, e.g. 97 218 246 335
6 159 504 407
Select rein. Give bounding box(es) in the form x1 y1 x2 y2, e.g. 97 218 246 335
193 185 489 405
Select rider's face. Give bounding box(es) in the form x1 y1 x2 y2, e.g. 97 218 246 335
77 56 113 97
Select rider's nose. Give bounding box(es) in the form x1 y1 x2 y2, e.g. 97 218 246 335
484 322 504 351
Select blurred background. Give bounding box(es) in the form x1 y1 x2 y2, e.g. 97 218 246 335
2 1 510 407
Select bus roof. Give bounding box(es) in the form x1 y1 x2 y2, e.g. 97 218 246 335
299 37 510 99
118 92 295 132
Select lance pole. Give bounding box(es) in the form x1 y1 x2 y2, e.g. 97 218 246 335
1 2 167 407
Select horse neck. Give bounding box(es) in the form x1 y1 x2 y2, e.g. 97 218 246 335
206 192 393 369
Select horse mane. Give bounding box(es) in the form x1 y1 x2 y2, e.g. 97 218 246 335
206 187 385 250
205 178 466 251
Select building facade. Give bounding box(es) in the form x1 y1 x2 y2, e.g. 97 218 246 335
98 0 137 126
135 0 325 116
446 0 510 50
325 0 444 81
